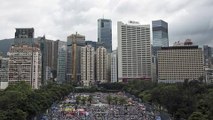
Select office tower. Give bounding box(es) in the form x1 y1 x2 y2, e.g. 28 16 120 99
203 45 213 68
96 46 108 83
53 40 59 70
111 50 118 83
157 41 203 83
36 36 47 85
81 45 95 86
98 18 112 53
67 33 85 83
44 39 55 68
57 41 67 84
8 45 41 89
0 54 9 89
152 20 168 82
35 36 58 84
15 28 34 38
117 21 152 82
152 20 169 47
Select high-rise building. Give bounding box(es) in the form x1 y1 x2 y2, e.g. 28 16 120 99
152 20 169 47
8 45 41 89
117 21 152 82
111 50 117 83
152 20 168 82
15 28 34 38
0 54 9 89
98 19 112 53
81 45 95 86
203 45 213 68
203 45 213 84
67 33 85 83
157 44 203 83
45 40 55 69
57 41 67 84
35 37 59 84
53 40 59 71
96 46 108 83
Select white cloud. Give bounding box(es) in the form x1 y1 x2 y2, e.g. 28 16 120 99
0 0 213 49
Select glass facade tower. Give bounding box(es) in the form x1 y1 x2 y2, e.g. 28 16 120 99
98 19 112 53
152 20 169 47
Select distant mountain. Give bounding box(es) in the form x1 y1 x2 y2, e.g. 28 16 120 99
0 38 14 57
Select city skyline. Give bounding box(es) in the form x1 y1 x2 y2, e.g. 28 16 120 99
0 0 213 50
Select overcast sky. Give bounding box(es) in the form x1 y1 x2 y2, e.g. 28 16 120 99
0 0 213 49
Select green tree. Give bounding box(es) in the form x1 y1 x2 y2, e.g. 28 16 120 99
81 96 87 105
113 96 118 105
87 95 93 104
106 95 112 105
118 97 127 105
188 112 207 120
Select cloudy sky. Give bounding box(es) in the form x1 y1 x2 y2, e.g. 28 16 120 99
0 0 213 49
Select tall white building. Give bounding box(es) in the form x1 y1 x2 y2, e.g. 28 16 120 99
81 45 95 86
8 45 41 89
96 46 108 83
117 21 152 82
111 50 117 83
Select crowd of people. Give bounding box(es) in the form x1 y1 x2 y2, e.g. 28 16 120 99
41 92 160 120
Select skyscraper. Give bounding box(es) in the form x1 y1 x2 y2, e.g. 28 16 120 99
152 20 169 47
96 46 108 83
117 21 152 82
152 20 168 82
98 18 112 53
203 45 213 68
81 45 95 86
67 33 85 83
57 41 67 84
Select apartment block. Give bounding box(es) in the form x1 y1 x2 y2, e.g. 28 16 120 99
81 45 95 86
117 21 152 82
96 46 108 83
8 45 41 89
